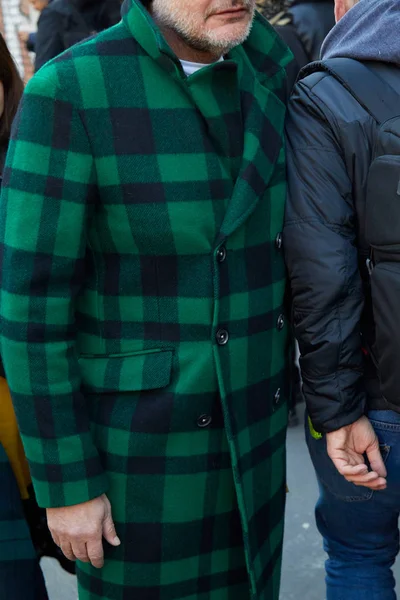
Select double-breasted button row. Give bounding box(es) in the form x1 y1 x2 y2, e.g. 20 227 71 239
215 245 228 347
197 414 212 428
216 245 227 263
216 329 229 346
275 233 283 250
274 388 281 405
213 244 230 423
277 314 285 331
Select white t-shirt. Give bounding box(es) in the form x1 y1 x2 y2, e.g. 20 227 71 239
180 57 223 77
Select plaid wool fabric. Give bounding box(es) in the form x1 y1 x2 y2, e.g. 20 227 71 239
0 1 292 598
0 443 47 599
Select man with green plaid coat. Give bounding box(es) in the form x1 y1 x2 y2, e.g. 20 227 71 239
0 0 292 597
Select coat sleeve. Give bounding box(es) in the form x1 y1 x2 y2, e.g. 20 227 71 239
34 8 65 72
27 32 37 53
284 80 366 433
0 69 108 508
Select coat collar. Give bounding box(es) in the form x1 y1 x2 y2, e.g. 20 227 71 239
121 0 181 77
121 0 291 82
121 0 292 240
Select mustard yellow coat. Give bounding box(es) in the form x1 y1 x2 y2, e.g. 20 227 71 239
0 377 31 499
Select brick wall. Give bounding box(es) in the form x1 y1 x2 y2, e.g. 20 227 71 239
0 0 36 82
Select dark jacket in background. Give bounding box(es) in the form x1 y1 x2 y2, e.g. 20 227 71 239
26 32 36 53
270 12 309 90
35 0 121 72
284 0 400 433
289 0 335 62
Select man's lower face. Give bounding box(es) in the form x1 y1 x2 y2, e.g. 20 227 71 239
151 0 256 54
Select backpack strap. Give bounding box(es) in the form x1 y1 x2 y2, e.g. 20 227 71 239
299 58 400 125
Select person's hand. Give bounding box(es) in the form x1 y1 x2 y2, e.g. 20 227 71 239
326 416 387 490
18 31 29 43
47 494 120 569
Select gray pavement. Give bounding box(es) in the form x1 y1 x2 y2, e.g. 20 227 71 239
280 416 326 600
41 557 78 599
42 410 400 599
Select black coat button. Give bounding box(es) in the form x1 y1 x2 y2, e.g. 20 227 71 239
216 329 229 345
216 246 227 263
274 388 281 404
277 314 285 331
197 414 212 428
275 233 283 250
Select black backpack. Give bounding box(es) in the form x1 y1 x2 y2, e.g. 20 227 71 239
300 58 400 408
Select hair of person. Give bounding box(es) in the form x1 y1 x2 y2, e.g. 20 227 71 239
0 34 23 149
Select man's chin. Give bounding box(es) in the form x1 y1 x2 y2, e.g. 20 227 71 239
205 21 253 49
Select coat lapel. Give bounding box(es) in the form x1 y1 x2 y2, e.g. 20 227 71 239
122 1 291 242
218 15 290 240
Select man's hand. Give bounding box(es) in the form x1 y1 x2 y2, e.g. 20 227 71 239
326 416 387 490
47 494 120 569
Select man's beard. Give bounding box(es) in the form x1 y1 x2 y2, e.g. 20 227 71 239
152 0 256 55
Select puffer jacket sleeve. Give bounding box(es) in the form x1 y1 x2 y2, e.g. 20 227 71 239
284 78 366 433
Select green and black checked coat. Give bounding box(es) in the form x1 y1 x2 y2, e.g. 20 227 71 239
0 443 48 599
0 1 292 598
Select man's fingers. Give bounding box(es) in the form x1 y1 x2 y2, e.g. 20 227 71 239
87 539 105 569
60 541 76 562
327 418 388 491
346 470 379 484
102 515 121 547
367 444 387 478
345 472 385 486
345 476 387 490
332 458 387 489
328 447 364 467
334 462 368 477
46 494 117 569
71 542 90 563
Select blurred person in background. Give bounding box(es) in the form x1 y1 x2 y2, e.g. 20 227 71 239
19 0 50 55
34 0 122 72
28 0 49 8
290 0 335 61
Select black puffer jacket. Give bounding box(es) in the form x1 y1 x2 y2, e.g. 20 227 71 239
284 63 400 434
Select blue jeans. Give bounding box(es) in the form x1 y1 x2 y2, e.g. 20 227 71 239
306 410 400 600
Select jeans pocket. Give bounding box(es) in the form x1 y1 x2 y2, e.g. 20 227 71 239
306 419 390 503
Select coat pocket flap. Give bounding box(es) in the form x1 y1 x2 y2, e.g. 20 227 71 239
79 349 173 393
